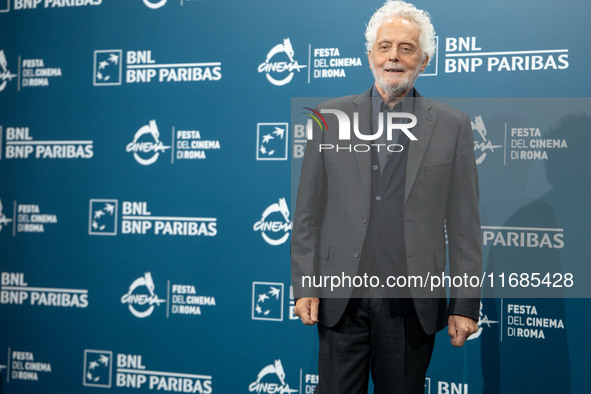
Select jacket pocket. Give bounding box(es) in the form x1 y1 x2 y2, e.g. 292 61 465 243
424 159 452 175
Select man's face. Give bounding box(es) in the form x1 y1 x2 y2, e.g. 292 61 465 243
368 16 429 98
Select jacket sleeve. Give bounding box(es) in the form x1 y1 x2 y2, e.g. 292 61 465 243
446 112 482 320
291 110 327 299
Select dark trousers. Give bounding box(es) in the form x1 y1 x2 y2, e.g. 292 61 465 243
316 298 435 394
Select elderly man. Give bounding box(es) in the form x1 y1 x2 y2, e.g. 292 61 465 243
291 1 482 393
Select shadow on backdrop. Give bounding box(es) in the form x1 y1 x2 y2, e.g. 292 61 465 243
481 114 591 393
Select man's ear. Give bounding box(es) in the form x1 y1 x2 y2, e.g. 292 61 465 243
419 55 429 72
368 51 373 71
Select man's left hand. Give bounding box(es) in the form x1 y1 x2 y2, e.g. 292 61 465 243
448 315 478 347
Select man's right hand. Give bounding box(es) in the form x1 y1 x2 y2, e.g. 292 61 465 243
295 298 319 325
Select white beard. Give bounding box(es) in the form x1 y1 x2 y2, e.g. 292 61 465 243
371 58 422 100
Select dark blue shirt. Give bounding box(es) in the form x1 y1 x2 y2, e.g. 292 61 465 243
360 86 415 314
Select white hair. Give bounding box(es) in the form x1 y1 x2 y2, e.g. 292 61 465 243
365 0 436 64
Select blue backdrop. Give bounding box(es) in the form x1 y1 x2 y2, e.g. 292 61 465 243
1 0 590 393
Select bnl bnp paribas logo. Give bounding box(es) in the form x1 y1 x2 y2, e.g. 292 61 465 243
83 350 112 388
253 198 292 246
444 36 568 74
258 38 306 86
89 199 217 237
252 282 299 322
1 0 101 11
256 123 288 160
252 282 283 321
84 350 212 392
93 49 222 86
89 200 117 235
93 50 121 86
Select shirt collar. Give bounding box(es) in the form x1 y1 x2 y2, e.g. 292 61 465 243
371 85 415 116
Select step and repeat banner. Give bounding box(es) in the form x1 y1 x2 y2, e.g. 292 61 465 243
1 1 590 393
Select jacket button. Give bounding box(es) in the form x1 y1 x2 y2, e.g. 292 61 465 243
354 251 360 258
361 216 367 224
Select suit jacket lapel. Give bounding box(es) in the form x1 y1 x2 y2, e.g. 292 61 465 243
405 94 437 204
352 89 373 195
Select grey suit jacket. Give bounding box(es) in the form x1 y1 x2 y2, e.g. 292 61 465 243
291 88 482 335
